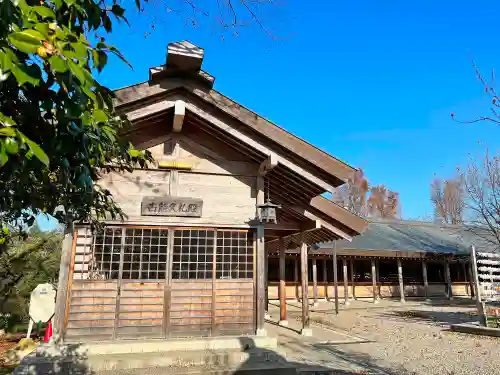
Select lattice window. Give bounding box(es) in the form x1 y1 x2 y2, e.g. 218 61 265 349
84 227 254 281
90 228 122 280
122 228 168 280
172 229 214 280
216 230 253 280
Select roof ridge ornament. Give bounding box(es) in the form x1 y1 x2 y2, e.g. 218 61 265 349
166 40 204 71
149 41 215 88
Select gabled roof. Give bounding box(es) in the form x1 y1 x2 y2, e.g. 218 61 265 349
112 41 368 242
114 70 355 188
314 219 500 256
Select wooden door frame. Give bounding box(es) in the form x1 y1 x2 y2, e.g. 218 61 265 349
65 225 256 341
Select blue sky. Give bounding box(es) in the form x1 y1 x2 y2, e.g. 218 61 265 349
38 0 500 229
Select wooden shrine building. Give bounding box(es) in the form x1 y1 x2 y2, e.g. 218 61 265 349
53 41 368 342
266 219 474 313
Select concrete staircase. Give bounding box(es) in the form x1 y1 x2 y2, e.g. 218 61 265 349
14 337 297 375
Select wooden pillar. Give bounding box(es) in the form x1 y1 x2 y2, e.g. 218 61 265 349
461 262 468 296
278 237 287 326
462 262 471 297
350 259 356 300
376 259 381 299
371 259 378 303
265 249 269 317
397 258 405 303
333 248 339 315
300 238 311 336
343 258 349 305
469 262 475 298
53 223 75 342
294 258 299 301
445 260 452 299
422 260 429 300
323 258 328 301
256 177 266 336
312 258 318 307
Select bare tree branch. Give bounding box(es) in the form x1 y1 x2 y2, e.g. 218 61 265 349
452 58 500 125
431 175 465 224
332 169 369 217
462 149 500 251
140 0 290 40
367 185 401 219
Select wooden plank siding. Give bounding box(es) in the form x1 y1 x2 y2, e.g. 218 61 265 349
214 280 254 336
98 136 257 227
64 226 256 341
117 281 165 339
65 281 118 342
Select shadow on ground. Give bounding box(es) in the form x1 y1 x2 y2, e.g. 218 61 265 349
309 343 413 375
13 342 91 375
380 309 478 326
422 298 476 308
12 337 411 375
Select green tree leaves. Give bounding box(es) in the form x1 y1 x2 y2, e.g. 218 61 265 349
0 0 153 242
8 29 45 53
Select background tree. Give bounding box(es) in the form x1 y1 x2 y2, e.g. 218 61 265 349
430 175 465 224
0 0 157 242
143 0 286 39
0 0 284 243
332 169 401 219
367 185 401 219
462 149 500 249
451 60 500 125
0 227 62 328
332 169 369 216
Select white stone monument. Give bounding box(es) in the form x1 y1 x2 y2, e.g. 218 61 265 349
27 283 56 338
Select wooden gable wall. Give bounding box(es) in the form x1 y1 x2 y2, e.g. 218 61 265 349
99 125 259 227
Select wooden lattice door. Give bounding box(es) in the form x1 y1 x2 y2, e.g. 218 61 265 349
115 228 169 339
66 226 255 341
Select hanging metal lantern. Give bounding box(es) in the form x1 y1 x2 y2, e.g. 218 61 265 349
257 199 281 224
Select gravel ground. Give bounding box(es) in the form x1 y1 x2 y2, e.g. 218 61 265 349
305 302 500 375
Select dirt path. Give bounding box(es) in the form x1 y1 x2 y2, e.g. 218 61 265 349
303 303 500 375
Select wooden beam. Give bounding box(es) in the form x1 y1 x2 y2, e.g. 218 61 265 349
350 259 356 301
445 261 452 300
323 258 328 301
264 219 322 246
259 153 278 176
422 260 429 300
376 259 380 299
462 262 470 297
291 206 353 241
312 258 318 307
126 99 175 122
184 103 334 191
397 258 405 303
333 246 339 314
343 259 349 306
468 261 475 299
278 237 287 326
371 259 378 304
256 176 266 336
264 222 302 231
173 100 186 132
294 258 299 301
300 232 311 336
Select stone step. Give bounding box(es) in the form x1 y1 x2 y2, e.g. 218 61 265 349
16 348 296 375
38 336 277 357
97 363 297 375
